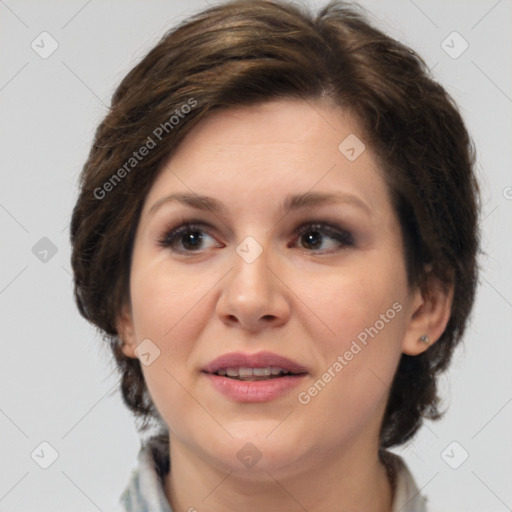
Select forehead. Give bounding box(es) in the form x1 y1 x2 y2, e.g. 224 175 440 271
143 98 393 220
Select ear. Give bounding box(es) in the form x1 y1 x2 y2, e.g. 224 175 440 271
116 303 138 359
402 272 454 356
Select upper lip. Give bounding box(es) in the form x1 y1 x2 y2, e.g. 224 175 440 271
202 351 308 374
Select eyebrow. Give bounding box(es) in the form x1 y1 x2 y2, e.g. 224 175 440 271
147 191 372 217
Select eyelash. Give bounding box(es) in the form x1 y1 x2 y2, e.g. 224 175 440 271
157 219 354 255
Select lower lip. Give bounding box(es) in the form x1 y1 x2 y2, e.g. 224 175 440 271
203 372 307 402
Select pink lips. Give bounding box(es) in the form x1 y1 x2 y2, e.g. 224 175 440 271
202 351 308 403
202 351 308 374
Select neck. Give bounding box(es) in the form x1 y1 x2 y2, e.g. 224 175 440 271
164 435 394 512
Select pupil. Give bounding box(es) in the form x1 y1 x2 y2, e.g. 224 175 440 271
303 231 321 248
183 231 202 249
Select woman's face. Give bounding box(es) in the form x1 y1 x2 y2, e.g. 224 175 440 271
120 98 424 476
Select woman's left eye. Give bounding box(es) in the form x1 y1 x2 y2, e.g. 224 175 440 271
158 221 354 254
291 222 354 252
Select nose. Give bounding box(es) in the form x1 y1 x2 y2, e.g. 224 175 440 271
216 243 291 332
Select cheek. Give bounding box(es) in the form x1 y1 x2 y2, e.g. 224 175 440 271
293 257 408 428
297 256 407 354
129 249 208 339
128 255 220 388
128 263 215 433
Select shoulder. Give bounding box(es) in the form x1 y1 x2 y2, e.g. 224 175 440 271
115 435 173 512
381 450 429 512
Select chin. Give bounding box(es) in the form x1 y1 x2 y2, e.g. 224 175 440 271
202 431 310 477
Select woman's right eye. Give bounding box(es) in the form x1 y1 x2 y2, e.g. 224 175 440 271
158 223 222 253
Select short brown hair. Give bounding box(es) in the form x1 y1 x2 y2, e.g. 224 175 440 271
70 0 480 448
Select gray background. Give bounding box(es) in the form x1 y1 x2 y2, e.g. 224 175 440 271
1 0 511 510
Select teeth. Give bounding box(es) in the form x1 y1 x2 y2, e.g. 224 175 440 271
239 367 254 378
215 367 292 378
253 367 272 376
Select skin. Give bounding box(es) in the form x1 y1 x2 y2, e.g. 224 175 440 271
118 98 453 512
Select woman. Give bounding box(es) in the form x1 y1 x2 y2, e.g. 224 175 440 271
70 1 480 510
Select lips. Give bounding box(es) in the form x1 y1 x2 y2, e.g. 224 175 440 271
202 351 308 376
201 351 309 402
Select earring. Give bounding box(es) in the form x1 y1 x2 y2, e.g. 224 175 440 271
418 335 430 344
